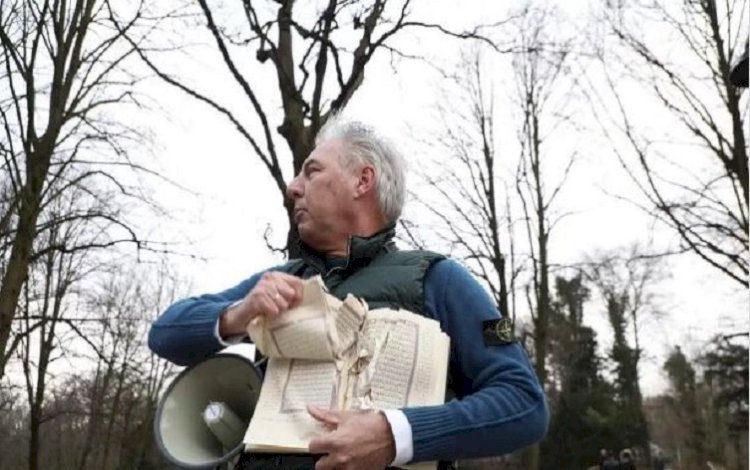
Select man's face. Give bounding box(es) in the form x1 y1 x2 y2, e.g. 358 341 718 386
286 139 359 251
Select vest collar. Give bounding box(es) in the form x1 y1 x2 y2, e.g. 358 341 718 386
298 225 397 275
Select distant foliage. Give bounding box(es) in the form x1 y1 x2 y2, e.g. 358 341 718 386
646 336 749 469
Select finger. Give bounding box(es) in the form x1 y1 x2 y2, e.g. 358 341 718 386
273 282 297 306
266 288 290 312
308 405 340 423
249 277 273 302
277 282 303 308
314 454 336 470
259 296 280 317
307 405 341 427
277 272 304 292
267 271 299 289
261 274 297 306
313 417 337 432
308 433 336 454
274 295 290 312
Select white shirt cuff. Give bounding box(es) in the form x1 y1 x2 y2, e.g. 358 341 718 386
214 301 247 347
382 409 413 466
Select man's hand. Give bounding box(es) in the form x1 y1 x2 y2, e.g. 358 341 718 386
219 272 303 337
308 405 396 470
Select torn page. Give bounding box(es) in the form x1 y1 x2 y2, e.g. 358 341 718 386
348 310 449 411
246 276 367 362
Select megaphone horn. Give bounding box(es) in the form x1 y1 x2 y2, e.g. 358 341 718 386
154 353 263 469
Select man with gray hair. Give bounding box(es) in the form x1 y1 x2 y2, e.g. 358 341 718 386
149 116 548 469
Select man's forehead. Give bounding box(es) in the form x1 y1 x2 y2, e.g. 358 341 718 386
306 139 345 165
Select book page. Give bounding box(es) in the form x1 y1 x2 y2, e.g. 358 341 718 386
349 310 450 410
246 276 366 362
344 310 448 470
244 357 338 452
331 296 367 360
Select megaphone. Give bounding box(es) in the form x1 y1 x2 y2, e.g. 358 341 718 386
154 352 263 468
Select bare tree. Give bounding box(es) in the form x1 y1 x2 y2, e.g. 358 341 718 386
2 259 178 469
0 381 26 469
0 0 168 380
72 263 177 470
587 0 749 285
511 7 578 468
127 0 514 256
409 51 516 323
17 203 82 470
512 3 576 393
3 180 177 469
411 7 577 467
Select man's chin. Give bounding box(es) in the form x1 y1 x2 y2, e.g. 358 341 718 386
297 226 330 251
296 224 315 244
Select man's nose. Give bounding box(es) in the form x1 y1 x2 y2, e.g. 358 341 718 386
286 174 303 199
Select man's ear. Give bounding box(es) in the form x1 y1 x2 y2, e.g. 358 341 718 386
354 165 376 197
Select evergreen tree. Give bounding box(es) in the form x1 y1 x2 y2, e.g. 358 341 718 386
702 334 749 466
605 292 650 458
654 337 749 469
542 275 618 469
664 346 707 466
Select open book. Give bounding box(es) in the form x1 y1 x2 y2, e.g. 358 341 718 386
243 276 450 466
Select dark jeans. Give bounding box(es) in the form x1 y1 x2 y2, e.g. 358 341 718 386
235 453 455 470
235 453 318 470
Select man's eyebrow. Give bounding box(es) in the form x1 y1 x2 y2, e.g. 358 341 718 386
303 158 321 171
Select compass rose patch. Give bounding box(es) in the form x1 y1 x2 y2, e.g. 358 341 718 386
482 317 516 346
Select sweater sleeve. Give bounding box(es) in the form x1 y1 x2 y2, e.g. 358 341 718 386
148 272 263 366
402 259 549 462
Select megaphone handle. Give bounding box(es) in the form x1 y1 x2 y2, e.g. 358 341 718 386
255 356 268 374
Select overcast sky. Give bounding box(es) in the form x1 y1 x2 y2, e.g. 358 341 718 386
136 0 749 395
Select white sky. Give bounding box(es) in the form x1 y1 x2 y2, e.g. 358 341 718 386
136 0 748 396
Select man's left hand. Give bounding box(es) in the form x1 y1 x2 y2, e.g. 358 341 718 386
308 405 396 470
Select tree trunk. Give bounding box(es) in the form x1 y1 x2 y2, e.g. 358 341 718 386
0 132 56 376
0 192 41 376
101 355 129 468
78 361 113 470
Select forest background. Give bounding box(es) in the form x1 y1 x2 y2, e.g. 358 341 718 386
0 0 747 468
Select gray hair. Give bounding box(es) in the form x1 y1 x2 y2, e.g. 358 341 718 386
316 116 406 224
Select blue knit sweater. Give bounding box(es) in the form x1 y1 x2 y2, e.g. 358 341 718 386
149 259 548 462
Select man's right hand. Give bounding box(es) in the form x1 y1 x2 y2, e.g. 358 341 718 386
219 271 304 338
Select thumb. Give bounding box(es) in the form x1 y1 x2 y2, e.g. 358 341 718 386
307 405 341 429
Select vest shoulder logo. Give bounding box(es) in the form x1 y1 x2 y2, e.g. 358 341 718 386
482 318 516 346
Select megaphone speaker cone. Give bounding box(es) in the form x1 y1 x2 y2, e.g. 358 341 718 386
203 401 245 451
154 353 263 468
